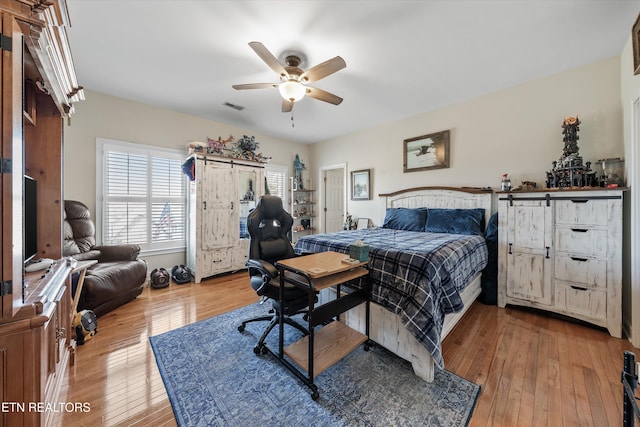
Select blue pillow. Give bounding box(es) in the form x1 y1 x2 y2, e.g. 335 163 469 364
382 207 428 232
425 208 485 235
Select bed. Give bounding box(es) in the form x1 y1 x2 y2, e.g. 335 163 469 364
293 186 492 382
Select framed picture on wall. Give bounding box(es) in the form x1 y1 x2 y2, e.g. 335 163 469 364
403 130 450 172
633 12 640 75
351 169 371 200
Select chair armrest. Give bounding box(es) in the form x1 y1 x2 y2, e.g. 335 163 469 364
94 244 141 262
246 259 278 279
70 250 101 262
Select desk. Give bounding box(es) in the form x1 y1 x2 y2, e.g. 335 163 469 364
69 259 97 364
275 251 370 400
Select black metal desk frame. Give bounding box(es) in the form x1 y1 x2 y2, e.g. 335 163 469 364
269 258 370 400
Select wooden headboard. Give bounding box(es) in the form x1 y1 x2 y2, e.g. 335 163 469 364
379 186 493 226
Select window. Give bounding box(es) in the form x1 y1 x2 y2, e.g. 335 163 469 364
264 164 288 203
96 138 186 254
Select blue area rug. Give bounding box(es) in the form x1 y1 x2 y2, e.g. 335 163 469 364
149 303 480 426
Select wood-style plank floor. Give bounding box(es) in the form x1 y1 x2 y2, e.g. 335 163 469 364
52 271 638 426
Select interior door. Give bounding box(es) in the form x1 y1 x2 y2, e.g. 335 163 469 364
323 168 344 233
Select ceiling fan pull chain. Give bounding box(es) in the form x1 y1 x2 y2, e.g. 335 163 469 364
291 110 295 128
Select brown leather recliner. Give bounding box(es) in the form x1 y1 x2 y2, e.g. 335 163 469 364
63 200 147 316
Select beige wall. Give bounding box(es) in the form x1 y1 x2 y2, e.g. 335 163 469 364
65 57 624 273
310 56 624 226
64 90 310 270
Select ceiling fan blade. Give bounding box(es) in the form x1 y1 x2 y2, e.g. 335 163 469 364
248 41 288 78
282 99 293 113
305 86 343 105
300 56 346 83
232 83 278 90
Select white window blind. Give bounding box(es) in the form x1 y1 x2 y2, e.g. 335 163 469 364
97 139 186 254
264 164 288 203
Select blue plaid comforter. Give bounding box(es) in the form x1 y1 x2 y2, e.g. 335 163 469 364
294 228 488 368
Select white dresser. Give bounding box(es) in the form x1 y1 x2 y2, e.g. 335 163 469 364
497 188 625 337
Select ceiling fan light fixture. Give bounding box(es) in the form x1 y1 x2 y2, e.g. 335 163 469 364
279 80 305 102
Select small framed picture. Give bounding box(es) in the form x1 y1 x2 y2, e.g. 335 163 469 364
403 130 450 173
633 12 640 75
351 169 371 200
357 217 369 229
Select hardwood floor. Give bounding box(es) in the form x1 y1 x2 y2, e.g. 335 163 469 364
53 272 637 426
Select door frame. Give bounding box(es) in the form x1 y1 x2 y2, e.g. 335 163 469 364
630 93 640 347
318 163 347 234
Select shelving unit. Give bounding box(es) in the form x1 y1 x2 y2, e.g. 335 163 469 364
290 177 315 242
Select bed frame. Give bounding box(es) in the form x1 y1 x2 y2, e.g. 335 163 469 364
327 186 493 383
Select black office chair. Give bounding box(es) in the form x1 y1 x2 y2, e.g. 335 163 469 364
238 195 314 354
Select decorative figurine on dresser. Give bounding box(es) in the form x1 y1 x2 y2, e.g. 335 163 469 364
545 116 597 188
498 115 627 338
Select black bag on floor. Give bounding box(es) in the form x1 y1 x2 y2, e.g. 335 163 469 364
150 267 170 289
171 265 192 284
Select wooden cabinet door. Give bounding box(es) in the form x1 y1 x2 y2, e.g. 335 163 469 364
505 200 553 305
199 163 236 250
1 14 25 319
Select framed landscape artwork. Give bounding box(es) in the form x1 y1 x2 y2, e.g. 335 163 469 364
633 12 640 75
351 169 370 200
403 130 450 172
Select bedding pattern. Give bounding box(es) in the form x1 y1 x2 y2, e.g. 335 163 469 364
294 227 488 368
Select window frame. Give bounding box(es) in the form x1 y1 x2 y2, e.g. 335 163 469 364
264 163 289 204
96 138 187 256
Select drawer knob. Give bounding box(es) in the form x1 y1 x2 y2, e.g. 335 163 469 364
570 285 588 291
570 256 588 262
571 228 588 233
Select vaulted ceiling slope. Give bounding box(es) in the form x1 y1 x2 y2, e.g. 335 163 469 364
66 1 640 144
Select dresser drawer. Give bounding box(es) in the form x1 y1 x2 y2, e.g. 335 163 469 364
555 282 606 320
554 255 606 287
554 227 607 257
555 200 608 226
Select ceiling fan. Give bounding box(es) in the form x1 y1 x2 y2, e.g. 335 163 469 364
232 41 346 113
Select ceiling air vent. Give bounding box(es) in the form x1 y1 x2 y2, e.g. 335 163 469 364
223 101 244 111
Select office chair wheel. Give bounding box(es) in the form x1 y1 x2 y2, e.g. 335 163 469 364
310 389 320 401
238 324 245 332
253 344 268 355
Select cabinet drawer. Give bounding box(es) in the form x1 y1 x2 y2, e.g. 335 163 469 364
554 227 607 257
555 200 607 226
198 249 233 274
555 282 606 320
554 255 606 287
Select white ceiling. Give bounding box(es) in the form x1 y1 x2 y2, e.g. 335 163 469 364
66 1 640 144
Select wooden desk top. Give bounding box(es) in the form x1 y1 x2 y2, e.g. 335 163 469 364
277 252 368 292
277 251 367 278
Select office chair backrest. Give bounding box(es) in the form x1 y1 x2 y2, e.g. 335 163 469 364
247 196 295 264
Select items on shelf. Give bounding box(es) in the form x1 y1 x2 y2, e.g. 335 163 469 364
500 173 512 191
290 176 314 241
293 154 307 190
186 134 272 163
595 157 625 188
545 116 597 189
